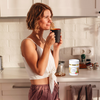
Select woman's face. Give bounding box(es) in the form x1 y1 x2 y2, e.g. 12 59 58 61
38 9 52 30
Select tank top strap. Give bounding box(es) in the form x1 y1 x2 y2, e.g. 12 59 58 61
26 38 43 51
26 38 37 45
26 38 39 51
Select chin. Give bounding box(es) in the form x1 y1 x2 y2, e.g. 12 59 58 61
46 27 51 30
45 28 50 30
42 26 51 30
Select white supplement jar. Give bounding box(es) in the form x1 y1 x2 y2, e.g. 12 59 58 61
69 59 79 76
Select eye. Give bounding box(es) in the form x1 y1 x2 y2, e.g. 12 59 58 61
44 15 52 19
44 16 48 18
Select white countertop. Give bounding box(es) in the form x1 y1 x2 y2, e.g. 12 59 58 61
0 68 100 83
0 68 29 83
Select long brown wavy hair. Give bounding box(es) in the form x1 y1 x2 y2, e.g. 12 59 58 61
26 3 54 33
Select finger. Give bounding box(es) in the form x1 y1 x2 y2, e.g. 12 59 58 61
51 36 55 43
60 38 62 41
60 36 62 39
59 38 63 43
60 40 63 44
50 32 55 36
51 35 55 39
50 31 52 34
60 35 62 39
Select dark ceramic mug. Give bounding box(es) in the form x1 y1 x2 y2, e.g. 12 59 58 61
50 28 61 43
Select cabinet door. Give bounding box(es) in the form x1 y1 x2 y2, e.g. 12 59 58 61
96 0 100 16
92 88 99 100
59 82 100 100
2 83 31 100
0 84 2 100
1 0 33 17
3 96 28 100
34 0 41 3
42 0 96 16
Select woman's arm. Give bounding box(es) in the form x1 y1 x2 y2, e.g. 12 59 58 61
53 48 59 69
53 35 62 69
21 32 55 76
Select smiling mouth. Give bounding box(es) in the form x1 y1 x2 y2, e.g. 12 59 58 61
47 24 50 26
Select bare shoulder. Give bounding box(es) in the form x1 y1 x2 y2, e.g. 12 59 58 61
21 38 39 74
21 38 36 57
21 38 36 48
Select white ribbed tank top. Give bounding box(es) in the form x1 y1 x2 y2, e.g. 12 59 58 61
22 38 57 93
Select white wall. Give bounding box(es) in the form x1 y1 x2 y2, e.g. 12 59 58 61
0 17 100 68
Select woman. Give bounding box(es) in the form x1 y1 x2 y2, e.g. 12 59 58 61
21 3 62 100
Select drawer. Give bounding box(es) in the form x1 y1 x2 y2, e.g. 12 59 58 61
0 84 1 90
1 82 31 96
2 83 31 90
2 96 28 100
3 89 29 96
0 84 2 98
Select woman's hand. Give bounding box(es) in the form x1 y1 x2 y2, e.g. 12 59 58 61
45 31 55 48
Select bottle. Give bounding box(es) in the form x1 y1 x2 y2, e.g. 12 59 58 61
86 59 93 70
86 59 91 64
81 54 86 64
93 62 99 70
55 61 65 76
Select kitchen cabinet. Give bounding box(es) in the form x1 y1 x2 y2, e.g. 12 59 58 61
1 82 31 100
1 0 100 17
1 0 33 17
34 0 41 3
59 82 100 100
1 0 42 17
0 82 99 100
96 0 100 16
0 84 2 100
42 0 100 16
1 68 100 100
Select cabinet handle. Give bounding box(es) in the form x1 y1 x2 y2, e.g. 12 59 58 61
70 85 96 88
99 11 100 14
12 85 30 88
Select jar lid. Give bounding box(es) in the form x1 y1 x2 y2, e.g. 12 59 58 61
86 59 91 61
59 61 65 64
69 59 79 64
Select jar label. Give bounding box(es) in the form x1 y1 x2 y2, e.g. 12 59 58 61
69 64 79 66
69 66 79 75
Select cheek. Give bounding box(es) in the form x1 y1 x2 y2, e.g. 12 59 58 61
39 21 46 27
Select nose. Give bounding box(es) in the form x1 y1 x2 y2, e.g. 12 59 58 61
48 17 52 23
